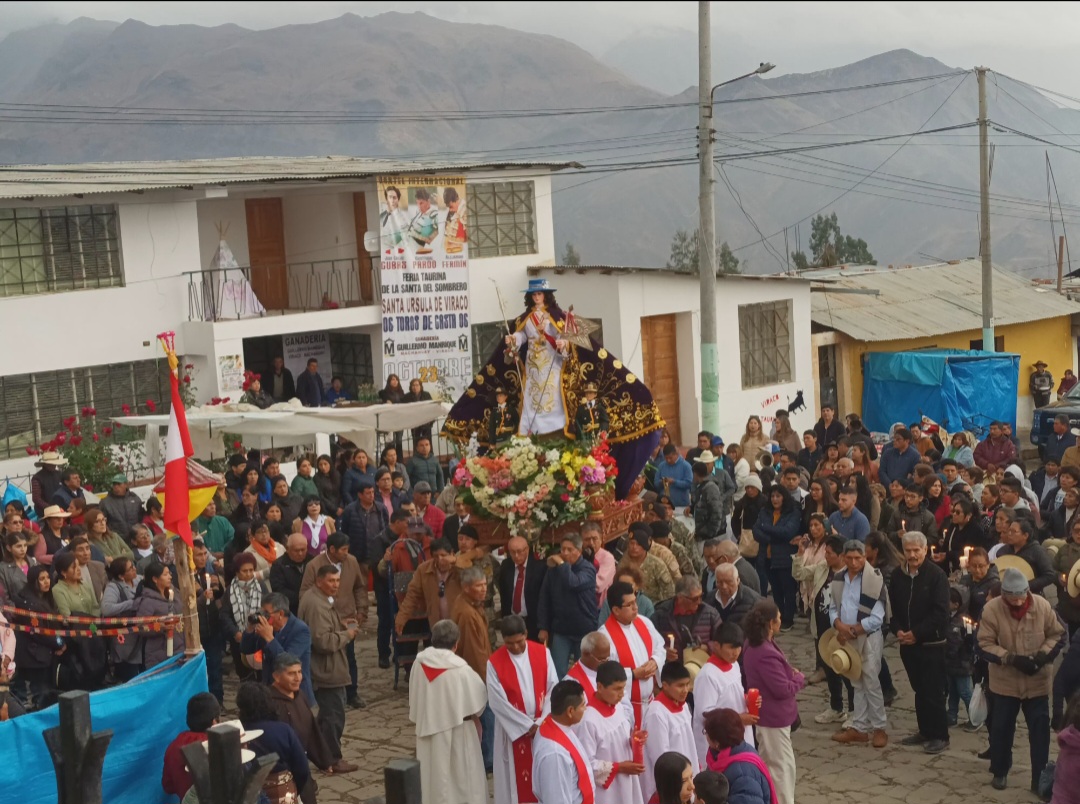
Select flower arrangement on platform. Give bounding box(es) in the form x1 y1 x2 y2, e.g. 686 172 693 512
452 434 618 535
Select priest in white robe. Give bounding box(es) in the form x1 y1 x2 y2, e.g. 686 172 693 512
574 660 645 804
692 625 755 767
598 581 666 729
564 631 610 707
487 614 558 804
641 662 698 804
409 620 489 804
533 679 596 804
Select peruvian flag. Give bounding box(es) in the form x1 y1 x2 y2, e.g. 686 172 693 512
163 354 195 545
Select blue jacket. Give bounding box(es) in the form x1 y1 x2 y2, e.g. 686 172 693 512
295 370 326 407
536 557 598 639
338 499 388 565
752 507 801 569
655 456 694 507
247 720 311 794
340 466 375 505
829 507 871 543
241 614 314 706
878 444 921 488
711 743 772 804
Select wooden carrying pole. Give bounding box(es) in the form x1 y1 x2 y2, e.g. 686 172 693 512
176 537 202 655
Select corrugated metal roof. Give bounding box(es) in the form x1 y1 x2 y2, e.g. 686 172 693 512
811 258 1080 341
527 264 813 282
0 155 583 199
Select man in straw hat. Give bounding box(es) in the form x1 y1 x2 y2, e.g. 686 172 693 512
30 450 67 517
827 540 890 748
977 567 1066 793
1031 360 1054 409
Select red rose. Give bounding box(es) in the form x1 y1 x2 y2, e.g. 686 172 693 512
185 363 194 370
63 416 77 429
71 435 82 446
145 400 157 412
25 446 37 456
88 407 97 416
560 493 571 503
102 426 113 436
55 433 66 445
182 376 191 384
114 422 122 429
84 484 93 492
92 434 100 442
121 403 131 414
232 440 242 449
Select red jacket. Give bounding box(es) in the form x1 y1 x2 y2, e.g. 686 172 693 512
973 435 1017 471
162 730 206 798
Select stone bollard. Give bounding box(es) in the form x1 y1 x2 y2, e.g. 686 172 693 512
182 722 277 804
384 758 422 804
43 690 114 804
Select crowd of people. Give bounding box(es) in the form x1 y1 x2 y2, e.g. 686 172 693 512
7 397 1080 804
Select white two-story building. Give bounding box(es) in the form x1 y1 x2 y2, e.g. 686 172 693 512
0 156 575 481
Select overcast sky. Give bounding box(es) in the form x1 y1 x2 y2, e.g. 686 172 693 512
7 1 1080 97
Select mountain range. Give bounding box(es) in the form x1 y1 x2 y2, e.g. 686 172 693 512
2 12 1079 277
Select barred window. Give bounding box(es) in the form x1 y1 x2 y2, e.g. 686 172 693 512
472 321 507 375
468 182 537 258
0 360 169 459
329 332 375 391
738 300 793 389
0 205 123 297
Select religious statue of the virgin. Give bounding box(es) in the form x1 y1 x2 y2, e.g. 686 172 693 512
442 278 664 498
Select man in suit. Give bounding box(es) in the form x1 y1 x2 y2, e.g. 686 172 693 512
705 563 760 627
716 538 761 594
295 358 326 407
497 535 546 640
442 497 473 552
299 532 368 709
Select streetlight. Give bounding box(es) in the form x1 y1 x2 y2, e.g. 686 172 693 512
698 2 774 435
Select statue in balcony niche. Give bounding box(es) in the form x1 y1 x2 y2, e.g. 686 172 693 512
442 278 665 499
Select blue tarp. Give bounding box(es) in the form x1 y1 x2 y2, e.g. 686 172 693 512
0 653 208 804
862 349 1020 434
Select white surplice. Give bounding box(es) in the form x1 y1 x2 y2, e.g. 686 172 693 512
574 702 643 804
691 659 755 768
532 720 596 804
598 616 666 725
641 696 699 804
409 647 490 804
487 646 559 804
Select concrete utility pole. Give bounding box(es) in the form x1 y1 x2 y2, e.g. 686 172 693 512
698 0 720 434
977 66 994 351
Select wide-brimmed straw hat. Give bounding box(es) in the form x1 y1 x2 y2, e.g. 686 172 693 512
818 628 862 682
1067 558 1080 599
994 554 1035 582
41 505 71 519
35 451 68 467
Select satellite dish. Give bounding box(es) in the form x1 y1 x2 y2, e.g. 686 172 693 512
363 231 381 255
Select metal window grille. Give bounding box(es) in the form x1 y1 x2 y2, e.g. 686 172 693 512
471 322 507 375
738 300 794 389
0 360 169 459
0 205 123 297
467 182 537 258
328 332 375 391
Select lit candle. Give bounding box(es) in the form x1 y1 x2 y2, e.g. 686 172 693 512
959 555 968 570
964 545 973 557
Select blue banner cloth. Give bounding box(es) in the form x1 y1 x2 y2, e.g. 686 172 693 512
862 349 1020 434
0 652 208 804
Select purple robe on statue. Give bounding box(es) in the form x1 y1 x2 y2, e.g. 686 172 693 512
443 302 663 499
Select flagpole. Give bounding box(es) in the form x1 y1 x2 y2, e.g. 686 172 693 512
159 332 202 656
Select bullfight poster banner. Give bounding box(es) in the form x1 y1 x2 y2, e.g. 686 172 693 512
377 176 471 401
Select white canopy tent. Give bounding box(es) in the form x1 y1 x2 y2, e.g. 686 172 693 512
112 400 451 463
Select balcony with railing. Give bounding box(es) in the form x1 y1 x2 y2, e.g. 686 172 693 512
184 259 378 322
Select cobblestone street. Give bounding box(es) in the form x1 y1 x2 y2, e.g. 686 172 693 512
240 615 1056 804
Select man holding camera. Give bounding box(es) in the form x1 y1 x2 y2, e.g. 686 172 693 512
241 592 315 707
298 564 361 765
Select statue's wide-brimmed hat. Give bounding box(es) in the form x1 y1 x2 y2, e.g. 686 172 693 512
525 278 555 293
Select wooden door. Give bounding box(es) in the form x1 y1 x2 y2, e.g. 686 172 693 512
352 192 374 303
244 198 288 310
641 314 682 445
